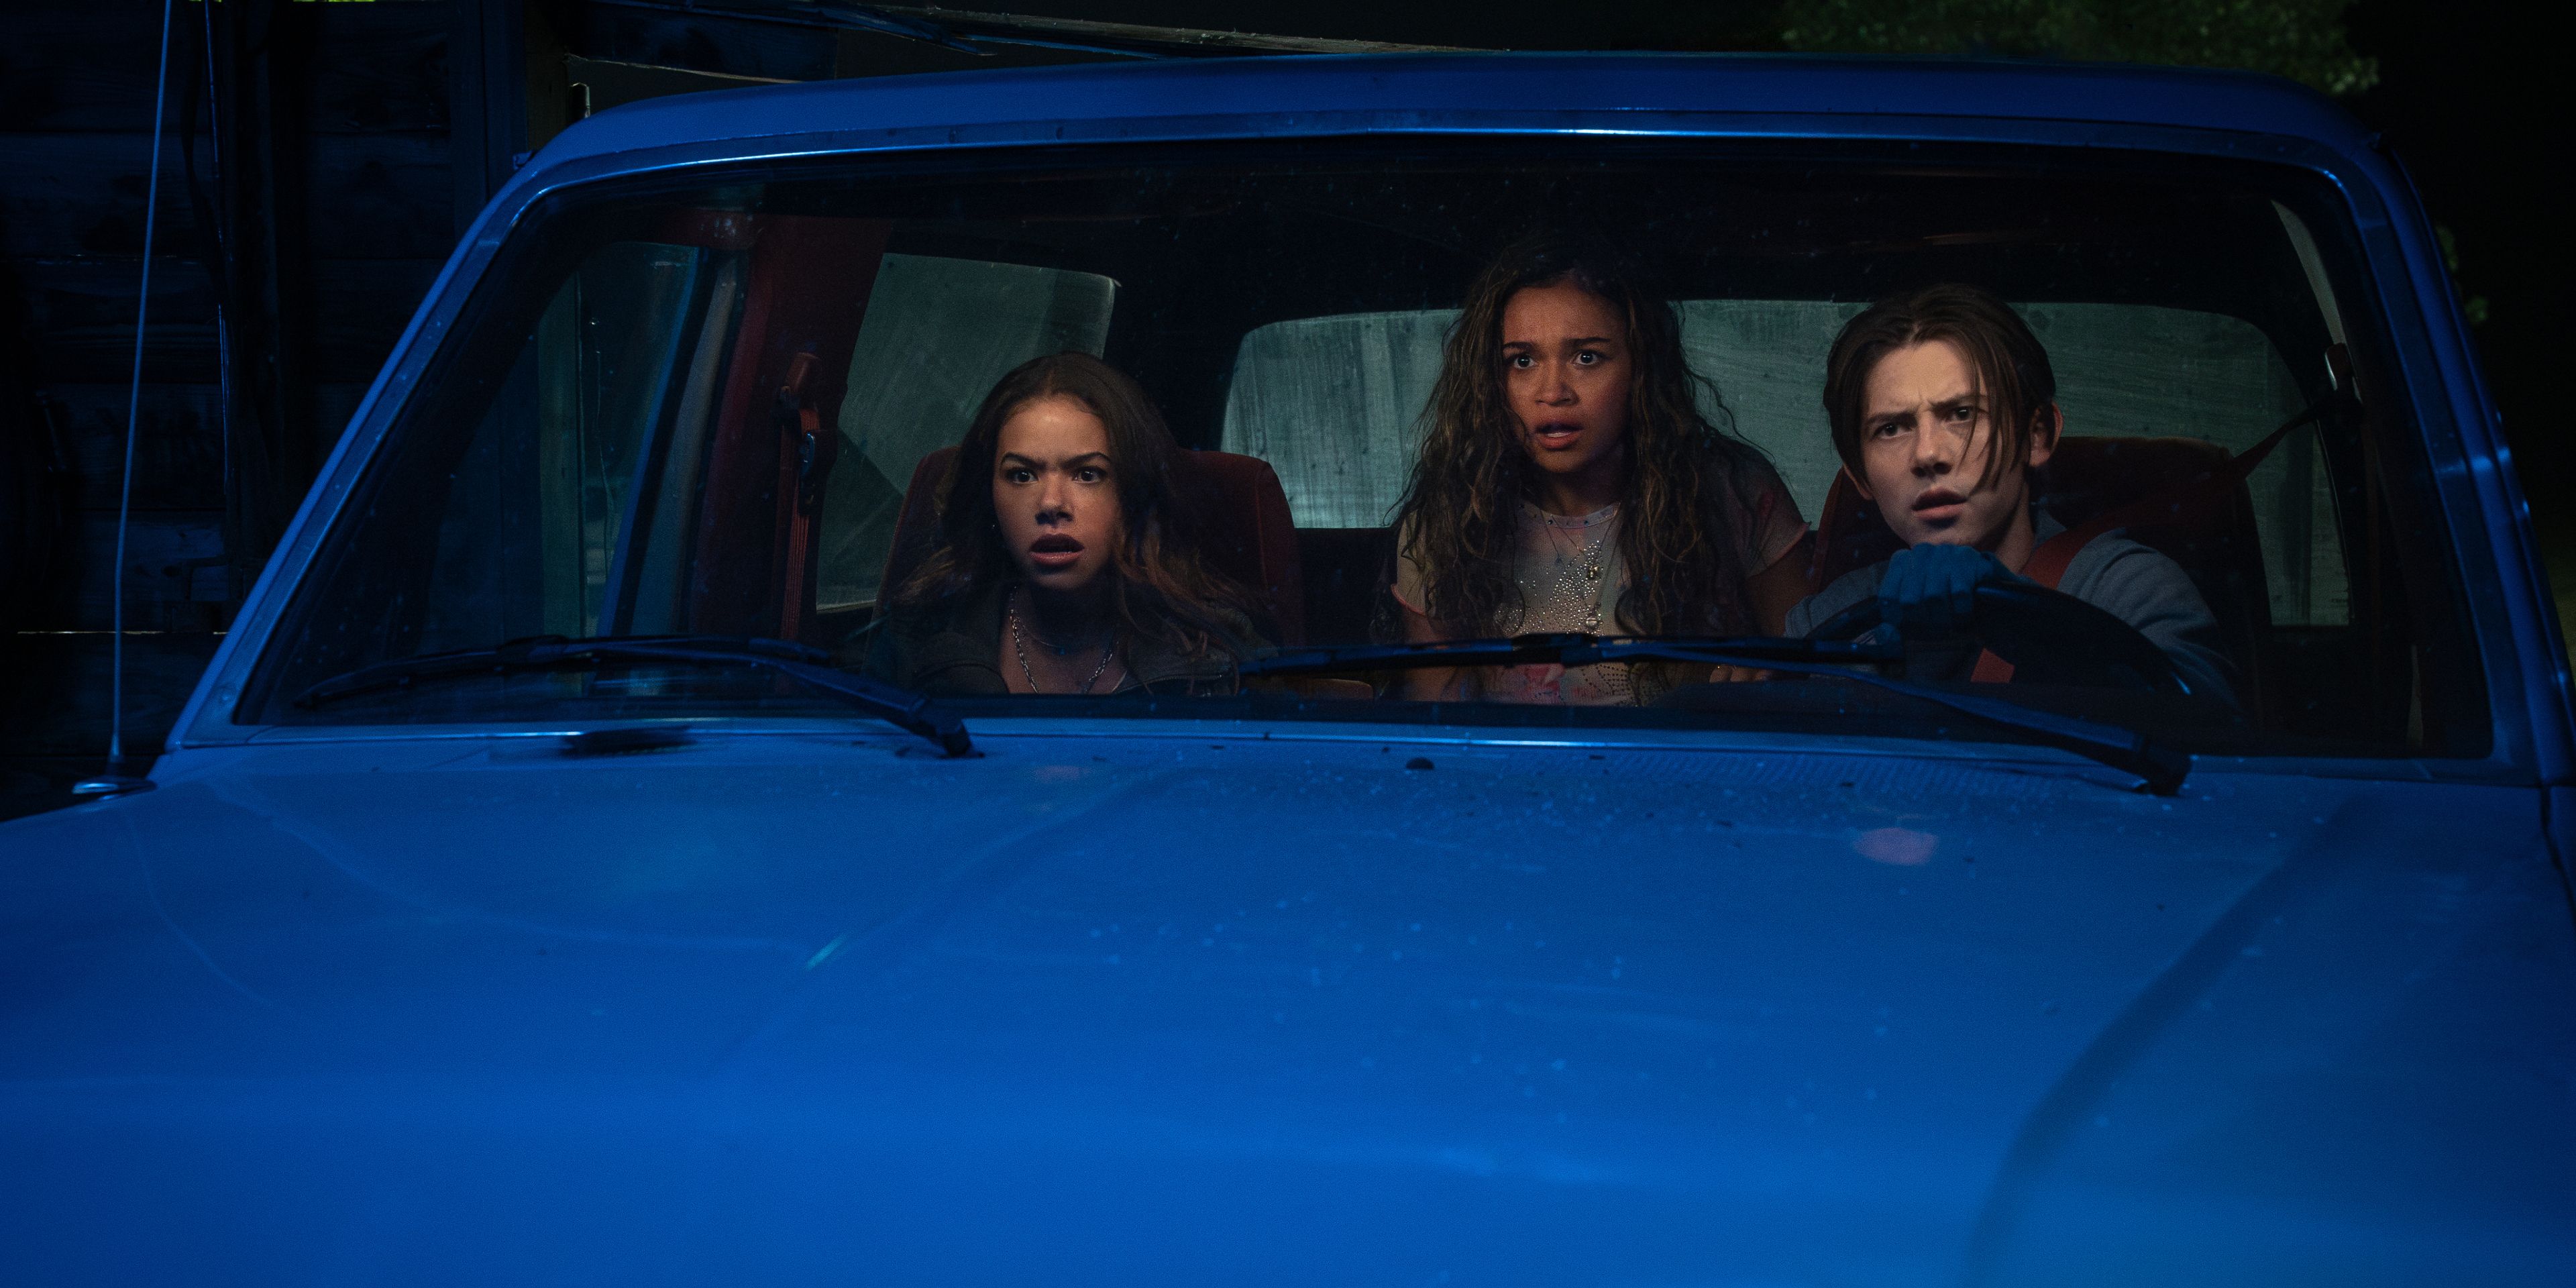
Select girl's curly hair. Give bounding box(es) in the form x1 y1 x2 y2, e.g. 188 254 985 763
1391 234 1776 639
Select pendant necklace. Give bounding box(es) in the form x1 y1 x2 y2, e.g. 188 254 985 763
1539 507 1611 632
1008 588 1118 694
1530 504 1633 703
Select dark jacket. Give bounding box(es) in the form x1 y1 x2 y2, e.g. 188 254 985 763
1784 513 2240 708
853 579 1256 696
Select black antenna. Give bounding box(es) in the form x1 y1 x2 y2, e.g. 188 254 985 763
193 0 235 603
74 0 177 800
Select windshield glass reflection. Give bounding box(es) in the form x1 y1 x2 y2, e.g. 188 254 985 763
246 142 2484 757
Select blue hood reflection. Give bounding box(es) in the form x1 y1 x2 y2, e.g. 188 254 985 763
3 727 2571 1285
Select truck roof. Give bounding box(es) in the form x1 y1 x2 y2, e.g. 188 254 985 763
533 51 2375 171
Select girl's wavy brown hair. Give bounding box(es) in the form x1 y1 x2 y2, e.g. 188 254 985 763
1390 235 1776 639
896 352 1258 664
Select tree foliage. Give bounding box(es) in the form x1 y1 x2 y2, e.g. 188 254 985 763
1776 0 2378 95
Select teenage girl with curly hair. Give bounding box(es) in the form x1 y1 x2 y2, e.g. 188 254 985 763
1389 235 1811 702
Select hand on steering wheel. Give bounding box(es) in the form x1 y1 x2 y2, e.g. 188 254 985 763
1875 543 2025 639
1810 547 2188 696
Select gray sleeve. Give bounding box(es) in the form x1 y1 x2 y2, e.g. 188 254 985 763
2057 537 2241 708
1784 563 1886 638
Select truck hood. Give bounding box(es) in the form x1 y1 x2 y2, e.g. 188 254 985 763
3 726 2571 1285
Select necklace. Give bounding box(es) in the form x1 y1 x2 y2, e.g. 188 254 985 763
1007 588 1118 694
1522 503 1633 704
1535 506 1612 632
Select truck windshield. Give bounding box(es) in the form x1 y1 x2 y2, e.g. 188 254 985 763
244 139 2485 757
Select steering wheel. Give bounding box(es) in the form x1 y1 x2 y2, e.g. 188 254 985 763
1807 580 2188 696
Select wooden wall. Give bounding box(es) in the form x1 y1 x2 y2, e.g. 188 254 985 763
0 0 1185 819
0 0 474 814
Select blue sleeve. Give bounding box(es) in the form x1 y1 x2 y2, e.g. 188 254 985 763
1784 564 1886 639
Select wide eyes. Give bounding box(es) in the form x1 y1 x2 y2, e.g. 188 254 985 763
1504 349 1609 371
1870 406 1983 439
999 464 1110 485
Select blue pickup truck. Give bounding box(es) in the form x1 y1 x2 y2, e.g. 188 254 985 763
5 53 2571 1285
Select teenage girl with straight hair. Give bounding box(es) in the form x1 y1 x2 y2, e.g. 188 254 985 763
1388 235 1811 703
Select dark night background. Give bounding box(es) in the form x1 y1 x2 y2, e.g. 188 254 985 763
0 1 2563 815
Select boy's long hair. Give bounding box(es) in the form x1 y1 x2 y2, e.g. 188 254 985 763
1821 284 2060 492
1390 234 1774 638
896 352 1255 663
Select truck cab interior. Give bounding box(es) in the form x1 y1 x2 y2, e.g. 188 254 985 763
250 138 2486 757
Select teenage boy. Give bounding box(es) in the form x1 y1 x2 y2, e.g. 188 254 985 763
1783 284 2237 705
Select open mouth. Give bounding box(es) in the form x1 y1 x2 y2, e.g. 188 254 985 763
1911 487 1970 522
1530 420 1584 450
1028 533 1085 570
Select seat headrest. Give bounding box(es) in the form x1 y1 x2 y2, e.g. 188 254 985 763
2031 437 2234 527
1809 435 2241 589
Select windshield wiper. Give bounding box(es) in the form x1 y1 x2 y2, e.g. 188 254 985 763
290 635 973 758
1238 633 2189 795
